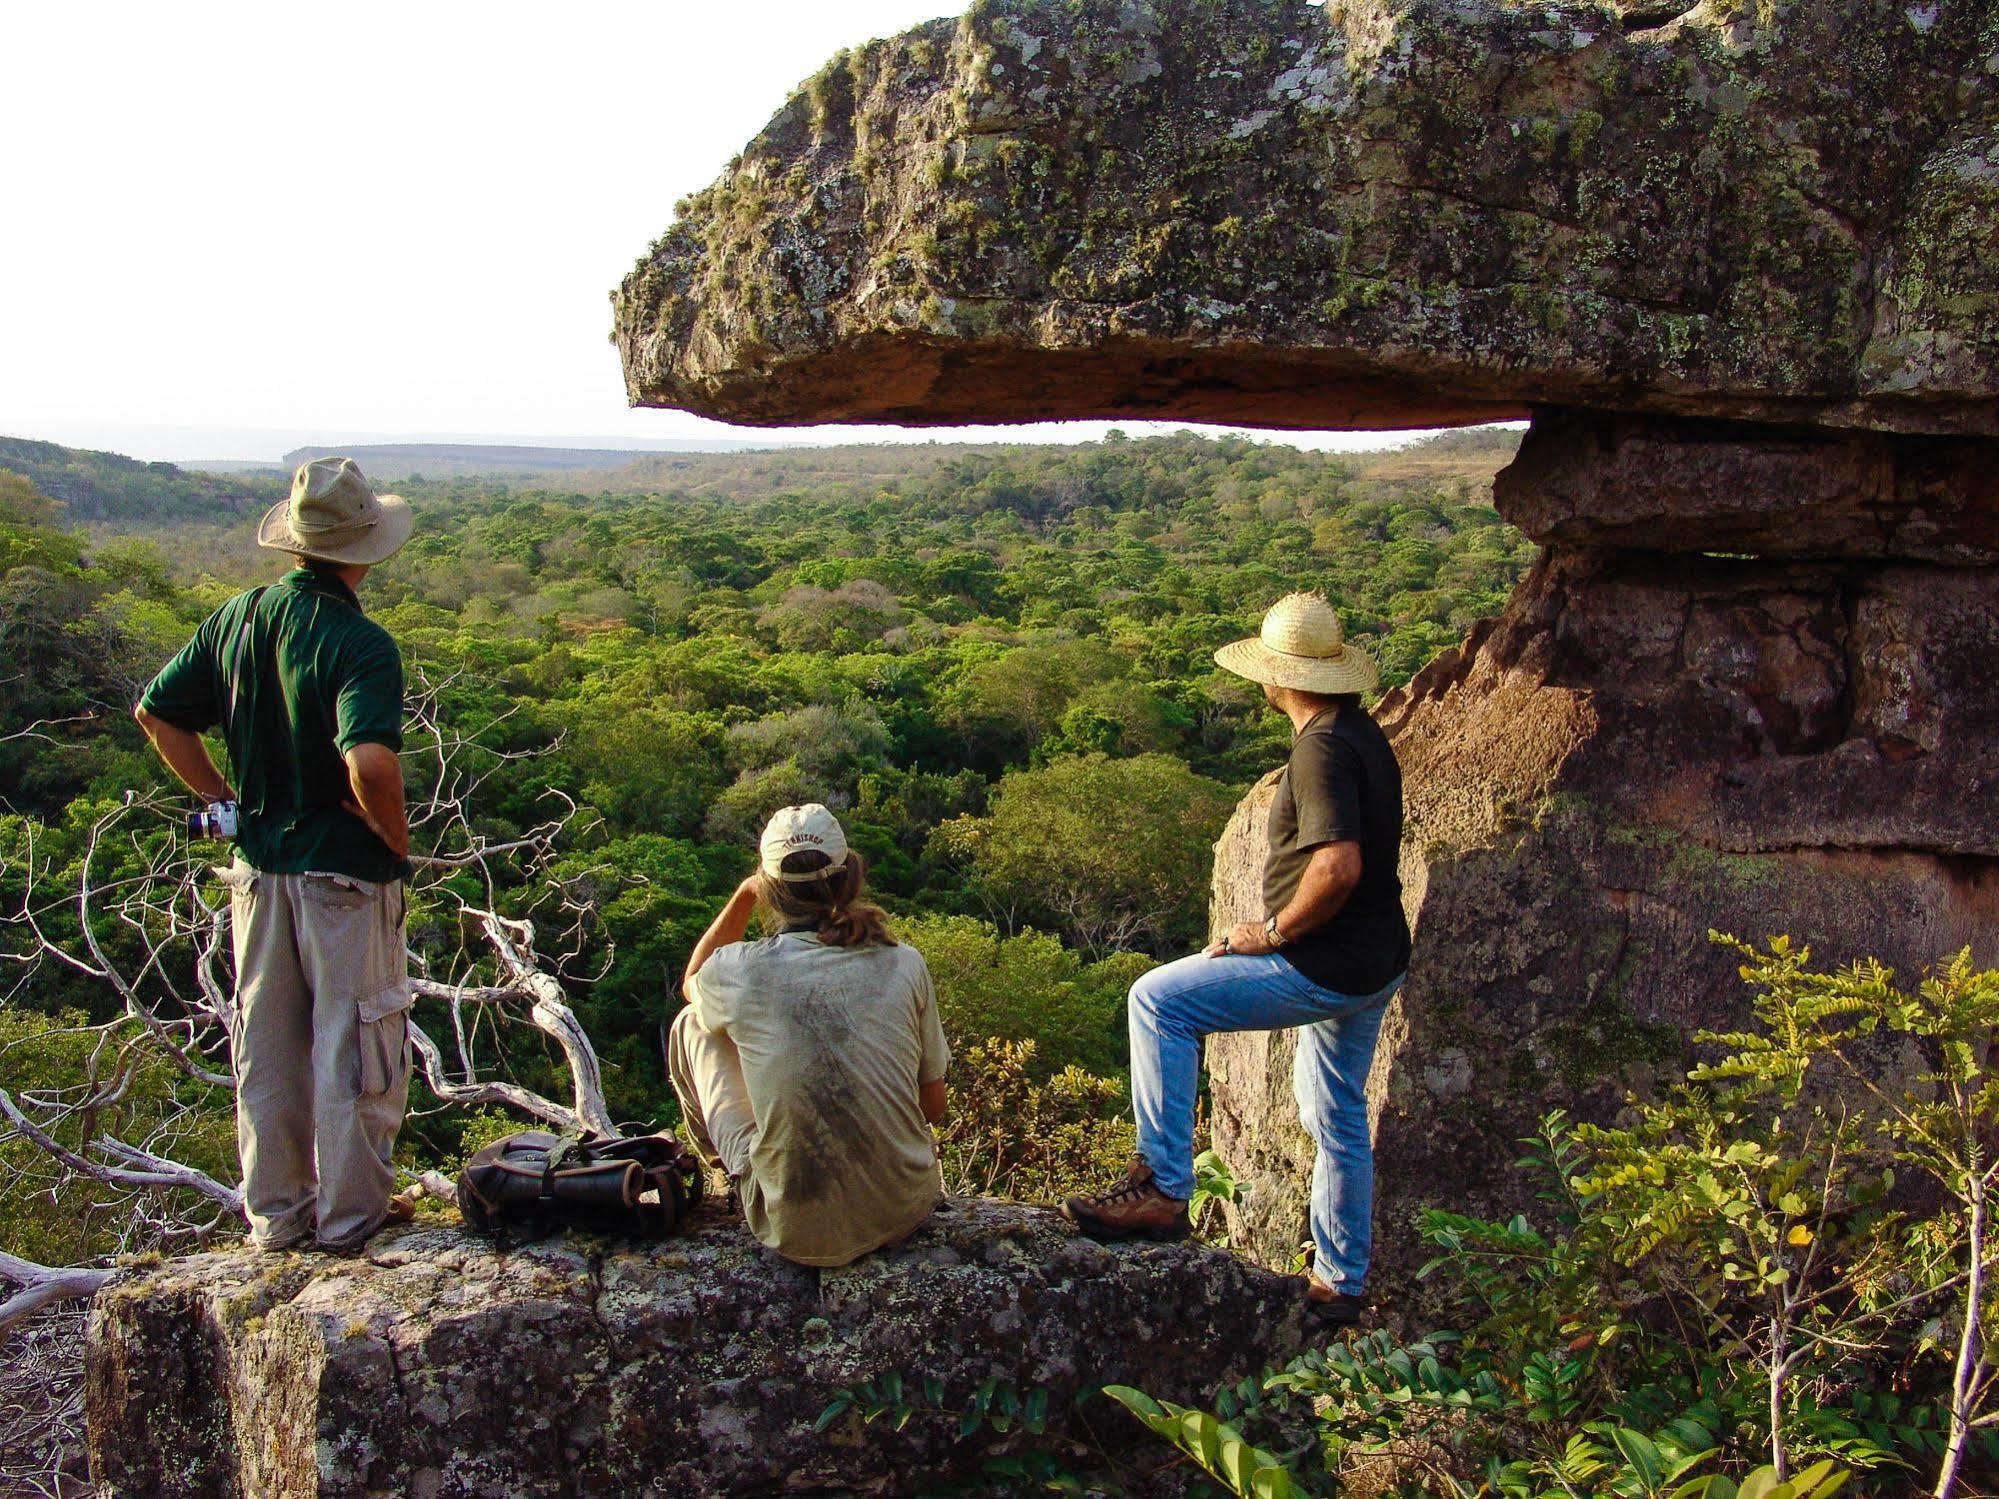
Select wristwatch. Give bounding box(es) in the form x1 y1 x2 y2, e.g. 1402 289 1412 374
1264 914 1285 947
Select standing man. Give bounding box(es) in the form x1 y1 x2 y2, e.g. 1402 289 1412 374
134 458 416 1253
1063 593 1411 1327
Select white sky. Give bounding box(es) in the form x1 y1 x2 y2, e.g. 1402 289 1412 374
0 2 1435 462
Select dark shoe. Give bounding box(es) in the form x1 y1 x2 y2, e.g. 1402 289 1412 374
1061 1160 1191 1242
1303 1276 1365 1329
313 1192 420 1255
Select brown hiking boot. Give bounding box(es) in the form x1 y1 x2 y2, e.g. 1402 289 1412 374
1303 1275 1365 1329
1061 1160 1191 1242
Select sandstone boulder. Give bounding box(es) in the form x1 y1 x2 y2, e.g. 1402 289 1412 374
614 0 1999 435
1210 535 1999 1302
1495 410 1999 564
87 1199 1310 1498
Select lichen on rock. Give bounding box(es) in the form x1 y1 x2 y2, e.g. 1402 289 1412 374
86 1199 1310 1498
613 0 1999 435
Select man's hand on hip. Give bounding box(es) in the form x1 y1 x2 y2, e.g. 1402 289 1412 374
342 742 410 860
1206 920 1278 959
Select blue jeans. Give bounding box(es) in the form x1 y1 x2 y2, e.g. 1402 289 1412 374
1128 952 1402 1294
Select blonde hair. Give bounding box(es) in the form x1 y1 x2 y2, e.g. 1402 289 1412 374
757 850 896 948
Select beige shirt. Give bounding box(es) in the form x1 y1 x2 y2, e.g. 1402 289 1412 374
687 932 950 1266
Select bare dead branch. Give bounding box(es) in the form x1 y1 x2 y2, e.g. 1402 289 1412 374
0 713 96 747
473 913 617 1137
0 1089 243 1214
0 1256 114 1340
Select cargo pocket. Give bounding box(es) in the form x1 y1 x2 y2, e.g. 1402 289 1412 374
357 981 413 1098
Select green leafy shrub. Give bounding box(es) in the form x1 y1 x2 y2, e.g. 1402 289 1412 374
899 913 1148 1077
936 1038 1135 1204
930 753 1239 957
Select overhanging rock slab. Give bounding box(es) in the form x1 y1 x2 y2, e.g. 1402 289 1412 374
614 0 1999 436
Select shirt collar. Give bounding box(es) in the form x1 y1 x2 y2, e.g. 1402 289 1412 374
283 567 361 610
1296 704 1343 737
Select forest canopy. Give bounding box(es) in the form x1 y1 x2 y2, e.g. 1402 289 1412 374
0 425 1527 1168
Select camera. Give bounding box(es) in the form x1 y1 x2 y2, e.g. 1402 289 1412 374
188 800 239 841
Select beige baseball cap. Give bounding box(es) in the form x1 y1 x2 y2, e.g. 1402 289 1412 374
759 804 850 881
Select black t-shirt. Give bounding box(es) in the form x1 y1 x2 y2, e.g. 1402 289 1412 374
1262 705 1412 995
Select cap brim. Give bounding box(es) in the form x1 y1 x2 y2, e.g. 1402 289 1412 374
1214 636 1379 694
256 493 414 566
762 844 854 881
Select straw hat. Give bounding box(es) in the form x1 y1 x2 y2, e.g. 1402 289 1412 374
256 458 414 566
1214 592 1379 695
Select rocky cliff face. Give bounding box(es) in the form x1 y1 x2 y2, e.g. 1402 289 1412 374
1210 484 1998 1293
87 1201 1309 1498
613 0 1999 435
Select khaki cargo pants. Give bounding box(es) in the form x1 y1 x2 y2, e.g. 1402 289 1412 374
220 859 412 1250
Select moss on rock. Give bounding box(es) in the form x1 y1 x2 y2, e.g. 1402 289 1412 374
612 0 1999 435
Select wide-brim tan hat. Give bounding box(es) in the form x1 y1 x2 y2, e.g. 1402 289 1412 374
1215 591 1379 695
257 456 414 566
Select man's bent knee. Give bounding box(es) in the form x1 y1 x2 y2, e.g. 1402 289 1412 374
1128 966 1168 1016
1128 952 1208 1017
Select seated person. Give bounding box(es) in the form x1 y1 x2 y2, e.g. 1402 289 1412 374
668 804 949 1266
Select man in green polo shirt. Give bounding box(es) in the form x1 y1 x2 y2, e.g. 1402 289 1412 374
135 457 417 1252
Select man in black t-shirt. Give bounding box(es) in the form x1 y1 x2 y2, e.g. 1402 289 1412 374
1063 593 1411 1328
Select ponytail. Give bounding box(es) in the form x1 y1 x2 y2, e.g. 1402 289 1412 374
758 850 896 948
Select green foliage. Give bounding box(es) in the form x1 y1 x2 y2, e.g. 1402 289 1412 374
931 753 1238 956
0 1010 235 1263
0 437 277 526
0 471 169 815
1105 940 1999 1498
814 1374 1103 1495
1189 1148 1245 1236
1103 1387 1298 1498
899 914 1145 1077
936 1039 1135 1204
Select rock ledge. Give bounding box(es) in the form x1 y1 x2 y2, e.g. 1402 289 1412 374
87 1197 1308 1498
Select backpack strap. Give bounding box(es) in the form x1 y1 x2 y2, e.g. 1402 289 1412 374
221 587 270 727
539 1134 594 1201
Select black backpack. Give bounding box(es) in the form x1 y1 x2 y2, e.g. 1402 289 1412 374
456 1130 705 1239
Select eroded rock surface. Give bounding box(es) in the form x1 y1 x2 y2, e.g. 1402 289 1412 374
1211 503 1999 1303
86 1199 1308 1499
1497 410 1999 564
614 0 1999 434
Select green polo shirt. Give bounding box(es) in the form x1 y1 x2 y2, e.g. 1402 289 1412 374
138 567 408 883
